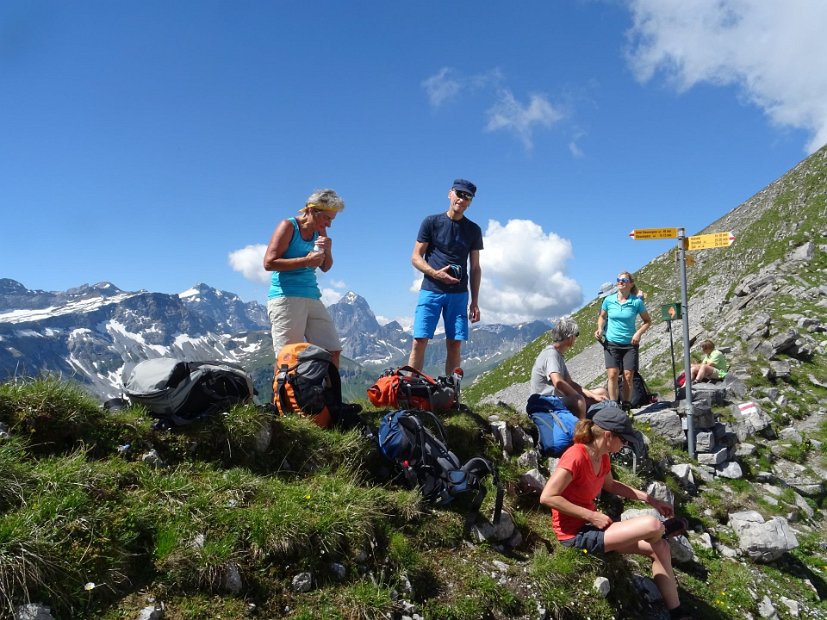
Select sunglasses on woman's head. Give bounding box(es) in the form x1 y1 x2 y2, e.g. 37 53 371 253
617 278 630 284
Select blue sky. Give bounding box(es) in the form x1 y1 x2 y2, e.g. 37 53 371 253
2 1 825 327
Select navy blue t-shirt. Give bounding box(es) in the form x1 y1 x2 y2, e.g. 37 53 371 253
417 213 483 293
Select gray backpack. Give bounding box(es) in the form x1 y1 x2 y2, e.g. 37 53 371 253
123 358 255 427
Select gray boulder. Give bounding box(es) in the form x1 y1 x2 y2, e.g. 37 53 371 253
731 401 773 441
635 408 684 446
728 510 798 562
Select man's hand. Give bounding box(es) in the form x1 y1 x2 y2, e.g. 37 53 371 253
586 389 608 402
433 265 460 285
469 303 481 323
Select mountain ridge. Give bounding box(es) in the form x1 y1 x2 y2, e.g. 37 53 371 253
0 280 549 400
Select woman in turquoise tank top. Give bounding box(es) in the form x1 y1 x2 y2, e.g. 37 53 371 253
263 189 346 366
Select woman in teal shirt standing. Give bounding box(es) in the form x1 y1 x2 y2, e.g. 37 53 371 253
594 270 651 408
263 188 345 366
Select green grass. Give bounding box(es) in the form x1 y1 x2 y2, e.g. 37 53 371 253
2 360 826 618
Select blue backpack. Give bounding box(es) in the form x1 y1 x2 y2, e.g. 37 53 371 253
526 394 579 458
377 409 503 521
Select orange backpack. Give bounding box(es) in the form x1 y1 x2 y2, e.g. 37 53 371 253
273 343 341 428
367 366 457 411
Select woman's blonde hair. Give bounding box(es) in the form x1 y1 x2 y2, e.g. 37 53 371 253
301 188 345 213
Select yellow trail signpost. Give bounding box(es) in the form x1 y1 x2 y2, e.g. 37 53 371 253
686 231 736 250
628 227 678 240
628 226 735 458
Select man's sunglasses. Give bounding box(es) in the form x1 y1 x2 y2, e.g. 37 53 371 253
454 190 473 200
617 278 630 284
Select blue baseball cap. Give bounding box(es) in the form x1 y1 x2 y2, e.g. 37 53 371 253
452 179 477 197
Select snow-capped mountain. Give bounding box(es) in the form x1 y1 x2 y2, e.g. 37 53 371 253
328 292 551 376
0 279 271 399
328 292 412 366
0 279 550 400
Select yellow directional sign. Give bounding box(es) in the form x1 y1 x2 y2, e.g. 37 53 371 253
686 231 735 250
629 227 678 240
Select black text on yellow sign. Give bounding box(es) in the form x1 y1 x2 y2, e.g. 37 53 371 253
628 228 678 240
685 231 735 250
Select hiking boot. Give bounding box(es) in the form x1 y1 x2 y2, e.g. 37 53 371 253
620 401 632 413
662 517 689 539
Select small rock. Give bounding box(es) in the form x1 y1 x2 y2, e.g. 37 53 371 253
292 572 313 593
329 562 346 580
136 606 164 620
14 604 54 620
593 576 610 597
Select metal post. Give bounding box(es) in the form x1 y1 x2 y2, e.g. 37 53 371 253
667 319 678 401
677 228 695 458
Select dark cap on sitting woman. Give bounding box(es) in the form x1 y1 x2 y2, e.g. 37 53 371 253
592 407 637 444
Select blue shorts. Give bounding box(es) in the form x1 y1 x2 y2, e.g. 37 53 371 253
559 524 606 554
413 290 469 340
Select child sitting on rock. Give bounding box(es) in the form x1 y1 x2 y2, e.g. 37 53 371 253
690 340 728 383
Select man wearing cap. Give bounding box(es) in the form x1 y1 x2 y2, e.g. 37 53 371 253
408 179 483 374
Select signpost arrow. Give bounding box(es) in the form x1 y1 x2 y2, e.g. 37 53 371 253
629 227 678 240
687 231 736 251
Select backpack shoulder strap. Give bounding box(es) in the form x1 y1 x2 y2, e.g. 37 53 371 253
275 362 297 412
397 366 437 384
531 409 567 433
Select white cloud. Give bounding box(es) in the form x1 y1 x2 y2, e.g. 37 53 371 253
228 246 347 306
626 0 827 153
485 90 564 150
479 219 582 323
421 67 503 108
422 67 462 107
320 287 343 306
376 314 414 332
228 244 269 284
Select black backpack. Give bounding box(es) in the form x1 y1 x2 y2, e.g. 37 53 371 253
123 358 255 427
272 342 367 433
377 409 503 521
618 371 657 408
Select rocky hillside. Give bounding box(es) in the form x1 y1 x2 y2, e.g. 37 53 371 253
473 144 827 409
